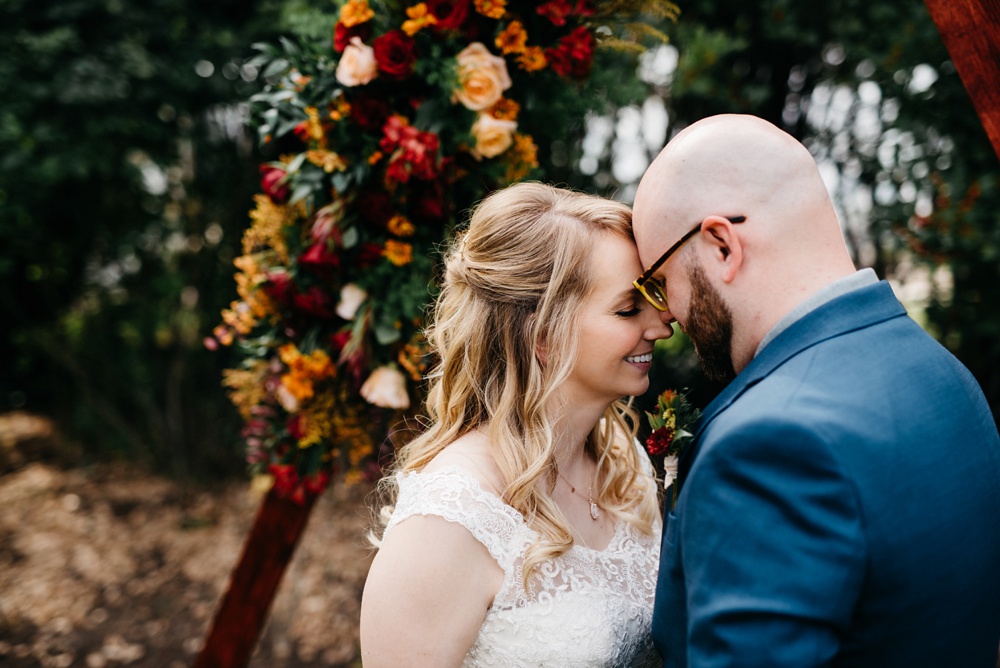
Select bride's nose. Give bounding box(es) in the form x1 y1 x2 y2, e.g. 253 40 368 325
643 304 675 341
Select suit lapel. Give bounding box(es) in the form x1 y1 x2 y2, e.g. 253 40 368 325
675 282 906 492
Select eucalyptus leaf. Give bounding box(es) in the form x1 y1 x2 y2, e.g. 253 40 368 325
374 324 402 345
261 57 290 79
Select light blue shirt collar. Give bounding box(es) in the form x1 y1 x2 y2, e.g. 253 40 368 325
754 268 879 358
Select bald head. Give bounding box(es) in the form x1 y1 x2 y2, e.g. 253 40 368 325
633 114 841 258
632 114 857 374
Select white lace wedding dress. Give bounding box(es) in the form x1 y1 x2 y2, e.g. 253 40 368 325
385 464 661 667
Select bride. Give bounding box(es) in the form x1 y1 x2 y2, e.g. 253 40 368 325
360 182 673 666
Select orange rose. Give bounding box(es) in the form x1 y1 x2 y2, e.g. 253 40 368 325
470 113 517 159
453 42 512 111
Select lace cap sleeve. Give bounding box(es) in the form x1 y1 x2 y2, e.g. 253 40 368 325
386 466 526 569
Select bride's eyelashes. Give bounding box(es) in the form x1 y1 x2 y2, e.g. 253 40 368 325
615 305 642 318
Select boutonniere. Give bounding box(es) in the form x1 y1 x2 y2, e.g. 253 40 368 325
644 389 701 507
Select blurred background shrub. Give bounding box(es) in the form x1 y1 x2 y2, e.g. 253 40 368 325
1 0 996 481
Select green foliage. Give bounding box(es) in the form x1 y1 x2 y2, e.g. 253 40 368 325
0 0 288 476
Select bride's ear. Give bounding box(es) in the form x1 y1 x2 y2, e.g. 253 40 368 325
528 313 547 366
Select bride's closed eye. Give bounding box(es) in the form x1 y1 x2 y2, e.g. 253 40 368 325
615 302 642 318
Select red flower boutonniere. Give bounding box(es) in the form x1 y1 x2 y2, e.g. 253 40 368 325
644 389 701 503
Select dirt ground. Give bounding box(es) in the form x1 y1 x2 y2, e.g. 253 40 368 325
0 414 375 667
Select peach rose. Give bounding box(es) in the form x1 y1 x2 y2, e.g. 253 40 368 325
360 366 410 409
453 42 512 111
335 283 368 320
470 113 517 159
275 384 301 414
335 37 377 87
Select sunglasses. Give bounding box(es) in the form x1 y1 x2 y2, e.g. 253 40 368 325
633 216 746 311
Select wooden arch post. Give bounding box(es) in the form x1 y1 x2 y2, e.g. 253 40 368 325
924 0 1000 160
194 488 318 667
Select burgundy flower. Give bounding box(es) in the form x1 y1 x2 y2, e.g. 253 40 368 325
259 165 290 204
645 428 674 457
350 95 391 133
426 0 469 32
334 21 372 53
357 190 394 228
292 286 336 318
287 414 305 440
262 271 295 305
373 30 417 80
356 242 385 268
412 181 446 220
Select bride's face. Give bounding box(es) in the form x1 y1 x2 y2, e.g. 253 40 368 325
561 232 674 408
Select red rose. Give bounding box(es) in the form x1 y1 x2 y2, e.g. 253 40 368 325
426 0 469 32
334 21 372 53
373 30 417 80
298 241 341 275
350 95 391 132
259 165 290 203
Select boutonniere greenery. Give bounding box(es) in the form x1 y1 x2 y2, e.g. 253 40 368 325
644 389 700 503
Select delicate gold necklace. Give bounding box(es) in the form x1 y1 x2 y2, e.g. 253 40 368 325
557 471 600 520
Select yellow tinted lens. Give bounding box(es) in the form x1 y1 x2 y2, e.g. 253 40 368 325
639 280 668 311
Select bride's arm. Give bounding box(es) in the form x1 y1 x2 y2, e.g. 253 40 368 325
360 513 503 667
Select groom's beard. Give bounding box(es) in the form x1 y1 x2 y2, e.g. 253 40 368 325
684 263 736 383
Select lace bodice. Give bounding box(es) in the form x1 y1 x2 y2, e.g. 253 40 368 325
385 465 662 667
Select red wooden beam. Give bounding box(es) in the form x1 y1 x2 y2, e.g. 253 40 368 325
925 0 1000 160
194 487 318 667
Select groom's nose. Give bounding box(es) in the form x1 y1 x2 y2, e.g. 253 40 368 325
657 306 677 327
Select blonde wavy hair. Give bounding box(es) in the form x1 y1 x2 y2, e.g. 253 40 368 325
378 182 660 589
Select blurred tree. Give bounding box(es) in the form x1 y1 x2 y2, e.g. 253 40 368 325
645 0 999 420
0 0 286 476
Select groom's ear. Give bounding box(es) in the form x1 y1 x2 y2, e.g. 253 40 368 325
700 215 743 284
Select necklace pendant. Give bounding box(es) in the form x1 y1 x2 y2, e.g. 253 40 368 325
589 500 600 520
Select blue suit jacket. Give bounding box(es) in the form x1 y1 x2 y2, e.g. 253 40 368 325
652 281 1000 667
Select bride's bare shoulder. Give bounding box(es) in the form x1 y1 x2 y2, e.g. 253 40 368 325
421 429 505 496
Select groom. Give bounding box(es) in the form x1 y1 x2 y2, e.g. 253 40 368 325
632 114 1000 667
